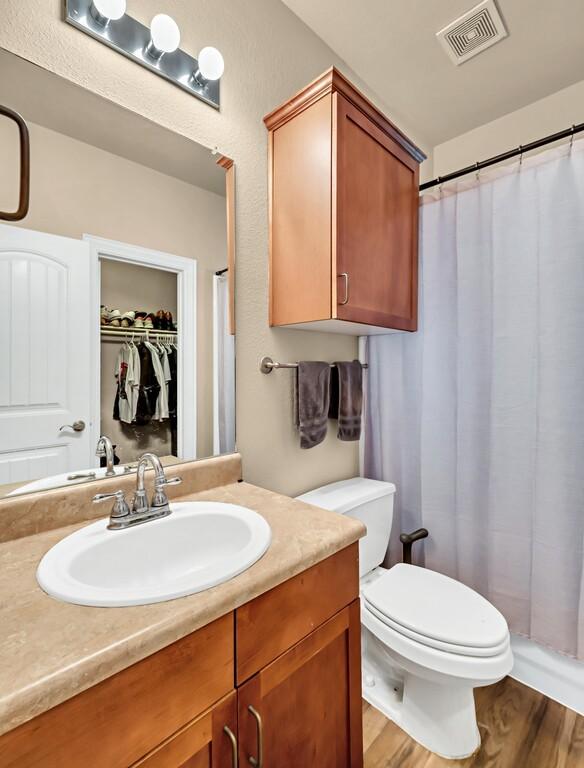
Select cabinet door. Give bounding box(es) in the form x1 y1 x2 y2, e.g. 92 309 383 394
132 692 238 768
238 601 363 768
334 93 419 331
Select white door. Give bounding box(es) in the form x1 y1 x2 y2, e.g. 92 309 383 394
0 223 92 486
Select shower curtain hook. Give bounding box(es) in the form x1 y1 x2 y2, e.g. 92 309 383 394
475 161 480 182
437 176 443 197
519 145 524 166
569 125 576 152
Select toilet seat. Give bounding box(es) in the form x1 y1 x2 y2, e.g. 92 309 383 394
363 601 509 657
362 564 509 657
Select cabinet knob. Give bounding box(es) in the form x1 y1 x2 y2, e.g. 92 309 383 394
338 272 350 305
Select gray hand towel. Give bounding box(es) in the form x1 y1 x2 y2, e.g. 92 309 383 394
328 360 363 441
296 362 331 449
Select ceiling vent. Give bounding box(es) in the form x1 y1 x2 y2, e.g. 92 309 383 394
436 0 508 65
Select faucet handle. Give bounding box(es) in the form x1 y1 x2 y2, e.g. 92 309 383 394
93 490 130 520
152 476 182 509
154 476 182 489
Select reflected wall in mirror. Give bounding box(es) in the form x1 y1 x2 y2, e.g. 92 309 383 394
0 49 235 499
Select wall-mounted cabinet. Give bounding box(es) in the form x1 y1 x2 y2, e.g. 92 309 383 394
264 67 425 335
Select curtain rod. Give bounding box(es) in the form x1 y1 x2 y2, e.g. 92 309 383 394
420 121 584 191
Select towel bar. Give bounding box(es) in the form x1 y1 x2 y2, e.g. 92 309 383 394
260 356 368 374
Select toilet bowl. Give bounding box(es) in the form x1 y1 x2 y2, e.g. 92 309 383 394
297 478 513 760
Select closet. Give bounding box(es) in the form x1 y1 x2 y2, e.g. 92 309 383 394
100 260 179 465
264 67 426 334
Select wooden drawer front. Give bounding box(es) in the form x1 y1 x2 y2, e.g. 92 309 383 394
235 543 359 684
132 692 237 768
0 614 234 768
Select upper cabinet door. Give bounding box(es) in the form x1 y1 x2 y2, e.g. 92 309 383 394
237 602 363 768
334 94 419 331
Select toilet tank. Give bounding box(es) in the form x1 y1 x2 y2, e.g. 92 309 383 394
297 477 396 577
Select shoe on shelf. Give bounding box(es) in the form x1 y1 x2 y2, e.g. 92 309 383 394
121 311 135 328
109 309 122 327
144 313 155 330
166 311 175 331
100 305 111 326
134 311 146 329
156 310 168 331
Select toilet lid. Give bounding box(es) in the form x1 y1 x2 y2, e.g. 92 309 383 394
362 564 509 651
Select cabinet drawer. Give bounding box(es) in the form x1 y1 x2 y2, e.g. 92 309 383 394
235 543 359 683
0 614 234 768
132 691 237 768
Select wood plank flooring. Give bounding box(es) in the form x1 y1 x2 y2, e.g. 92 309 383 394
363 677 584 767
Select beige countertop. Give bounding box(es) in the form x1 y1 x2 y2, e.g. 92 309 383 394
0 481 364 738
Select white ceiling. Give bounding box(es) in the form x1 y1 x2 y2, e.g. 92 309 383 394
0 49 226 197
281 0 584 146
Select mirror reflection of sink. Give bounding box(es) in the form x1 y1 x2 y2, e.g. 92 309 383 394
36 501 271 607
8 466 132 497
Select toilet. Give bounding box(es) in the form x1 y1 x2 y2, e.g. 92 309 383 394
297 477 513 760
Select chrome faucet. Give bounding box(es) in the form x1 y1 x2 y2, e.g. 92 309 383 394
93 451 182 530
95 435 116 478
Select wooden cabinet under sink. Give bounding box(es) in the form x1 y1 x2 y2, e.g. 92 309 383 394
0 544 362 768
264 67 426 335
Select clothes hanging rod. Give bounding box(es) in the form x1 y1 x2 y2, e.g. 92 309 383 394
100 327 177 338
260 356 368 374
420 121 584 191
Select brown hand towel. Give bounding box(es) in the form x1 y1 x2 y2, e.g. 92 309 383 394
328 360 363 441
296 362 331 449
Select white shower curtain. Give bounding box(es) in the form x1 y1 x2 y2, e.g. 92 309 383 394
364 140 584 659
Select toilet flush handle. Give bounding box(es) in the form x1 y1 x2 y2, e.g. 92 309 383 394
400 528 429 565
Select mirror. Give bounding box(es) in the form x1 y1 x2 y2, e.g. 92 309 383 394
0 49 235 498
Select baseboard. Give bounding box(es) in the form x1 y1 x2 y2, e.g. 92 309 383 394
510 634 584 716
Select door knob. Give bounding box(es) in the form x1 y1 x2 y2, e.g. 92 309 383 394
59 420 86 433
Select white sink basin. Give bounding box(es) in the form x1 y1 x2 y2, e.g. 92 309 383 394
37 501 271 607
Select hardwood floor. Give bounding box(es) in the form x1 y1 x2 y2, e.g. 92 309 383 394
363 677 584 767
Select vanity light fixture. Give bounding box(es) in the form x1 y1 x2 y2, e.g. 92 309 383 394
193 46 225 85
145 14 181 60
65 0 223 109
90 0 126 26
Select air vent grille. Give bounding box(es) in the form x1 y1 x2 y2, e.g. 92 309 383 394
436 0 508 65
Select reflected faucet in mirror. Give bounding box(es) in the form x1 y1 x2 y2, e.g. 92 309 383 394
95 436 116 478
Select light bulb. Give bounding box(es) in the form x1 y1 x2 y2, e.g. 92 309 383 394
90 0 126 25
197 47 224 81
149 14 181 54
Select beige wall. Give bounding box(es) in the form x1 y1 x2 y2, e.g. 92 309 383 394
433 79 584 178
0 118 226 460
0 0 432 497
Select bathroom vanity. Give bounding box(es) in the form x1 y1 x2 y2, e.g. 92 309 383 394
0 455 365 768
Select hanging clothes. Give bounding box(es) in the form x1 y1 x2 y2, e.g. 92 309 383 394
135 341 161 425
144 340 169 421
167 345 178 421
113 344 140 424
